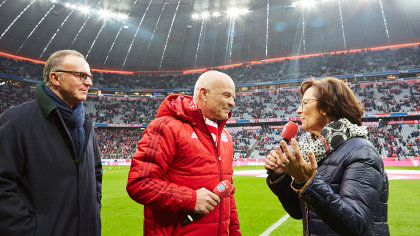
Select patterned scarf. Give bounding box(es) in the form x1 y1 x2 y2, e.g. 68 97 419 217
299 118 368 162
44 86 85 159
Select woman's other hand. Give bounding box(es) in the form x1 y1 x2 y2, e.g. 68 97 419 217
278 138 318 182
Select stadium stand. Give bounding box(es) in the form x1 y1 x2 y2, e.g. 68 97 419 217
1 46 419 89
95 128 143 159
244 122 420 160
1 46 419 159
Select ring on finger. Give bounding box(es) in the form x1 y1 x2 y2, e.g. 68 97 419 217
284 161 290 167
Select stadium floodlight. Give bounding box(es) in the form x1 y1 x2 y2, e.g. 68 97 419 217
38 0 129 22
78 5 90 14
298 0 316 8
201 12 210 19
99 9 112 19
192 13 200 20
116 13 128 20
227 8 240 17
290 2 299 8
227 8 249 17
212 11 221 17
238 8 250 15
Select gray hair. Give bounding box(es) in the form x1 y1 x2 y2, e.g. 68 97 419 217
43 50 84 86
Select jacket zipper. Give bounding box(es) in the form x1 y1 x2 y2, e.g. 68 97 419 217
216 141 223 236
206 121 225 236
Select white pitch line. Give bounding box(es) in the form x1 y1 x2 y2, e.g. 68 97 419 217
259 214 290 236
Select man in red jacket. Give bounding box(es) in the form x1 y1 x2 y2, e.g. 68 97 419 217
127 70 241 236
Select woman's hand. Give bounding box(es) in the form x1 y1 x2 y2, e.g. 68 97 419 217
278 138 318 182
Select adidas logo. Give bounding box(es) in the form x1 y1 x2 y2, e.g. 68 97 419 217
191 132 198 139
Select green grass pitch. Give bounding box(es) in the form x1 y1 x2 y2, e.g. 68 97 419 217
101 166 420 235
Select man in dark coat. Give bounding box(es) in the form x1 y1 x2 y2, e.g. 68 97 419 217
0 50 102 236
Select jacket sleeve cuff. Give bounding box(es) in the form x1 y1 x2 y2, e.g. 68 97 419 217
180 188 197 213
268 171 287 184
290 170 317 197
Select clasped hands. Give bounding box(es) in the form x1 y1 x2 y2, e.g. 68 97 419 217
264 138 317 182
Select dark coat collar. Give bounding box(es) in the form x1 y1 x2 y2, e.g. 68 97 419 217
35 82 57 118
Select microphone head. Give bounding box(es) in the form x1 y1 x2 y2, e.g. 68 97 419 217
212 180 233 199
282 121 299 142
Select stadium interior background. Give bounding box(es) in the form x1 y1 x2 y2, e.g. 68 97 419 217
0 0 419 164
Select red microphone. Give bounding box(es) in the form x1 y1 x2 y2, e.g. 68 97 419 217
281 121 299 144
267 122 299 175
212 180 234 198
183 180 233 225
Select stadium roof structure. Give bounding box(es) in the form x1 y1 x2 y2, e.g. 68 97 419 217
0 0 420 72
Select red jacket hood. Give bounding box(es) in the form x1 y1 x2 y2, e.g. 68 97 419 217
156 95 201 124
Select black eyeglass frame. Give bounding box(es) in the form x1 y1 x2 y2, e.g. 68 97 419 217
54 70 94 82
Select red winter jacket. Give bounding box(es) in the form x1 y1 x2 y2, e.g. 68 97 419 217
127 94 241 236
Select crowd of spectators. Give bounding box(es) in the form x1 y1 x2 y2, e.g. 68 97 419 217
91 121 419 159
375 121 417 159
253 126 304 158
376 82 420 112
368 123 420 159
0 84 34 113
230 80 419 120
1 46 420 159
87 121 420 159
0 57 43 81
95 128 142 159
249 122 420 160
229 128 262 159
232 89 300 120
1 46 419 89
85 96 162 124
4 80 419 125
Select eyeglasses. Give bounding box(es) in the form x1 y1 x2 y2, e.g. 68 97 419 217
299 99 317 109
54 70 94 82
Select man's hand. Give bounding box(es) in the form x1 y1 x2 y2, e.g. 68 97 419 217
265 147 287 175
194 188 220 214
